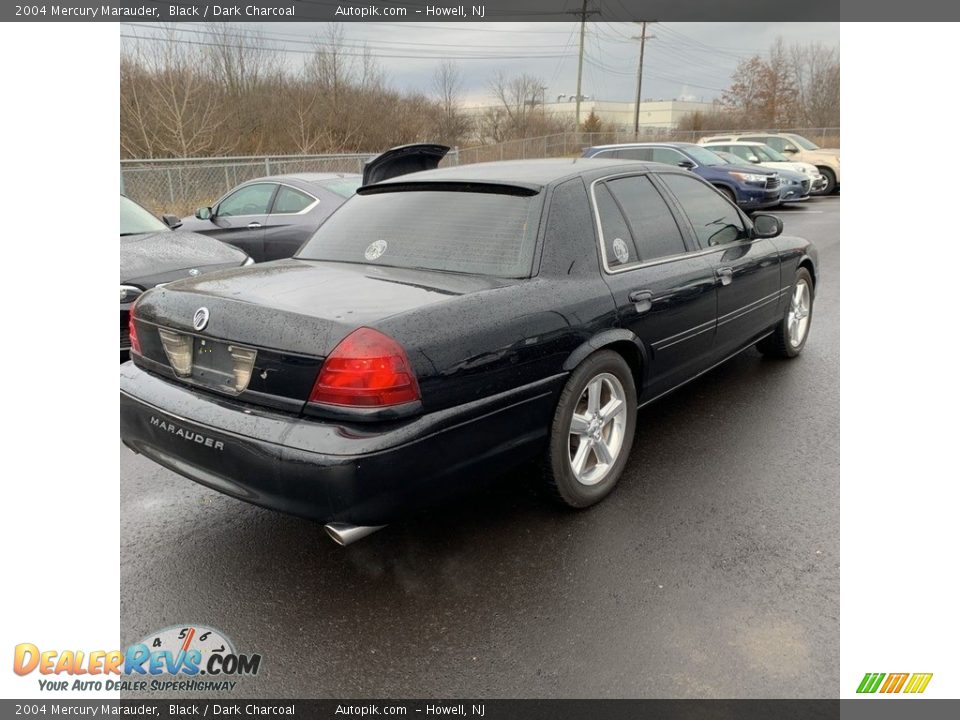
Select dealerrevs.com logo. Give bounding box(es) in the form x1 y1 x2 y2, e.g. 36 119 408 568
13 625 261 693
857 672 933 694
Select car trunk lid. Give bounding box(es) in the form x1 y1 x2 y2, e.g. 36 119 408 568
131 259 513 413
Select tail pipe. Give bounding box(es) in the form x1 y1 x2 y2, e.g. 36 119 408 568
324 522 386 547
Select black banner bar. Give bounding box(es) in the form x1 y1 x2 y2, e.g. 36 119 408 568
7 0 960 22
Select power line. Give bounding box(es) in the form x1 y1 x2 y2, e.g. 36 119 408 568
120 33 572 61
121 22 579 51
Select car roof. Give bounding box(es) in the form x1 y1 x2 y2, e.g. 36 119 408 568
704 140 765 146
587 141 699 150
371 157 676 190
245 173 360 187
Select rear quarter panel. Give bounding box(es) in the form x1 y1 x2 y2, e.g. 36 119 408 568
377 278 618 413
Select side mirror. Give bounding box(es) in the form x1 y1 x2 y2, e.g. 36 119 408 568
161 214 182 229
782 146 798 155
678 160 695 169
752 213 783 239
195 207 212 220
748 156 761 164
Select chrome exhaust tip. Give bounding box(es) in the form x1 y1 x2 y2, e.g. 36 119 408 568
324 522 386 547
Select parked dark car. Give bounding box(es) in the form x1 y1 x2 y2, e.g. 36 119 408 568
581 142 781 212
177 173 362 262
120 195 251 361
120 149 817 546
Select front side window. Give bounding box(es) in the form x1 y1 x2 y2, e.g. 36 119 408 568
746 136 794 154
297 187 542 278
729 146 757 163
217 183 276 217
659 174 748 248
752 145 788 162
606 176 686 261
786 134 820 150
649 148 687 166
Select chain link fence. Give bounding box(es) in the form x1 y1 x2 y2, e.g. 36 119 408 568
455 127 840 165
121 153 388 217
122 127 838 217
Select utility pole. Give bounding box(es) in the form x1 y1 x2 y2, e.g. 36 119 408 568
632 21 655 137
570 0 599 131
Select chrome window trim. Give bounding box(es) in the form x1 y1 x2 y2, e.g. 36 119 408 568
588 172 753 276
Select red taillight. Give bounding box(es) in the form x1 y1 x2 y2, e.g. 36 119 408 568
309 328 420 408
128 302 141 355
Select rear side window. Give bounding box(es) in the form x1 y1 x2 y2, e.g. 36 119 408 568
594 183 639 268
607 176 686 261
297 188 542 278
615 148 653 161
659 173 748 248
272 186 315 214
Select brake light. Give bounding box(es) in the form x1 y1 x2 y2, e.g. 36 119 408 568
309 328 420 408
128 303 141 355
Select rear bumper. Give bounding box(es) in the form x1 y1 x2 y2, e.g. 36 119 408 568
120 363 561 526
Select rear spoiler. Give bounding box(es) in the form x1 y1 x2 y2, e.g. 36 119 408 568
362 143 450 185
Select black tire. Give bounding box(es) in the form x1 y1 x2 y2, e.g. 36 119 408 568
815 167 837 195
716 185 737 206
758 267 814 358
544 350 638 508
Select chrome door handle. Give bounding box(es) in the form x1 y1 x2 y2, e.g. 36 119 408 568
716 267 733 286
247 222 262 229
628 290 653 314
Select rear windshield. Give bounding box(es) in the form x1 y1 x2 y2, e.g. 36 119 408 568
120 195 168 235
319 177 362 198
297 187 542 278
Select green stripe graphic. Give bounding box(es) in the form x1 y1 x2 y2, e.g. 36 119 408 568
856 673 885 693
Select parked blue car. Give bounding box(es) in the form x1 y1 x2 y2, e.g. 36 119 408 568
581 142 781 212
711 149 811 204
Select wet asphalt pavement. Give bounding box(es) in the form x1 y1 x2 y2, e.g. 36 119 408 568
120 196 839 698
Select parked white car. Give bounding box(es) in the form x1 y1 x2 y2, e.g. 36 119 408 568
702 141 827 194
699 133 839 193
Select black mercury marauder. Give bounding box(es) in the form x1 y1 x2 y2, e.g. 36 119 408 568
120 146 817 546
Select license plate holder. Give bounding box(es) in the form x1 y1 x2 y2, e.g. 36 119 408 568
192 337 257 394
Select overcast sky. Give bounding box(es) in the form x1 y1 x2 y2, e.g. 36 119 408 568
122 21 840 105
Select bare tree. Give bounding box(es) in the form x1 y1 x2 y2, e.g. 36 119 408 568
120 27 232 158
431 60 470 145
791 42 840 128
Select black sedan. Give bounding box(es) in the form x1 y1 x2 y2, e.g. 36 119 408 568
121 195 252 361
177 173 361 262
120 147 817 546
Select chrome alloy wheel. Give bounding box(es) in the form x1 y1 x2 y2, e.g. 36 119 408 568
787 279 811 348
568 373 628 486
